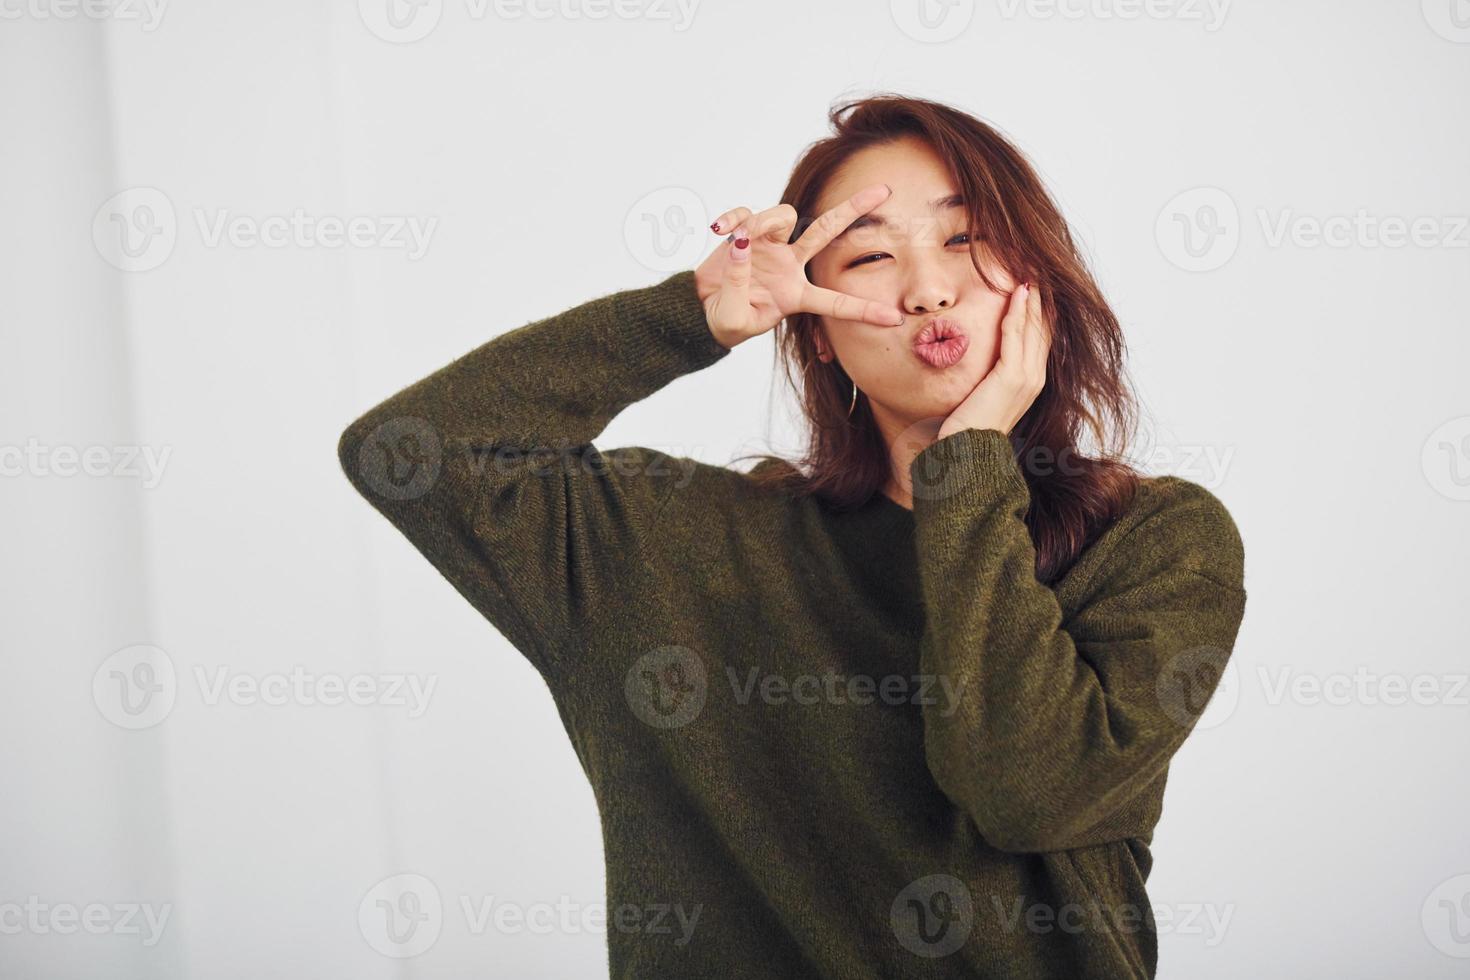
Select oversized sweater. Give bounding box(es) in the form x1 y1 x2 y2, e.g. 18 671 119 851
336 269 1248 979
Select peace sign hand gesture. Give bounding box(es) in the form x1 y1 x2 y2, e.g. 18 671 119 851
693 183 909 350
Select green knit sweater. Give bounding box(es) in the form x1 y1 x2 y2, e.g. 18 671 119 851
337 269 1247 979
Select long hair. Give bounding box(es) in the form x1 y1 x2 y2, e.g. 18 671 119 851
735 94 1140 585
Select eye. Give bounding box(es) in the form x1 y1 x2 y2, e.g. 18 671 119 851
845 232 974 269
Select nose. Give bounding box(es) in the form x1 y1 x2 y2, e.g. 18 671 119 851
900 258 956 315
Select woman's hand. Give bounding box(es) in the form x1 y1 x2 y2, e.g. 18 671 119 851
694 183 908 349
937 282 1051 440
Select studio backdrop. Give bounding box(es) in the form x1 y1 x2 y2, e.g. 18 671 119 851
2 2 1467 977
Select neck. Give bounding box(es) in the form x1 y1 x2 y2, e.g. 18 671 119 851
871 403 943 512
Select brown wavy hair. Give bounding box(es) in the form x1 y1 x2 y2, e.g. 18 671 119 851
735 94 1140 584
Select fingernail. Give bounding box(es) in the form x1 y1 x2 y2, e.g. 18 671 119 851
734 234 750 250
710 220 721 233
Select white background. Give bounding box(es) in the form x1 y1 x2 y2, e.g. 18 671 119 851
3 1 1468 977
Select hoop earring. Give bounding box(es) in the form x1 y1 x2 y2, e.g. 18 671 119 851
847 379 858 419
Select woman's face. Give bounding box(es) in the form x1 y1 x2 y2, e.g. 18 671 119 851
806 137 1018 440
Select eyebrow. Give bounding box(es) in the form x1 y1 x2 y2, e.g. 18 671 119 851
827 193 966 245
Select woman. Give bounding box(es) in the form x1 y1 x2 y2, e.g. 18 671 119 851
338 94 1247 978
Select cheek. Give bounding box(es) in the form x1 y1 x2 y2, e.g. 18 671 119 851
968 324 1002 372
967 296 1013 369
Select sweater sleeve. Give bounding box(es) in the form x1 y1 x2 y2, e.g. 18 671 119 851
336 269 729 682
909 426 1247 854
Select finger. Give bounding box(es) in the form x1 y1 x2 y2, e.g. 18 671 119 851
750 203 799 244
710 207 753 236
800 283 906 328
1023 283 1050 382
997 282 1029 375
723 225 753 304
790 182 892 264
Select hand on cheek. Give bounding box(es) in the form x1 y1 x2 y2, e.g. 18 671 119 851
937 282 1050 440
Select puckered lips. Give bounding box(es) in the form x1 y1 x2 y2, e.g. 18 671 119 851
911 317 969 368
